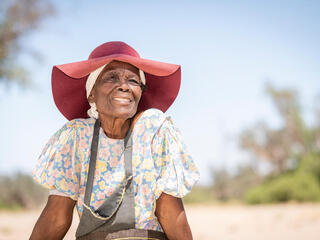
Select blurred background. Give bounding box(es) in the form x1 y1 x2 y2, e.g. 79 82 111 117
0 0 319 239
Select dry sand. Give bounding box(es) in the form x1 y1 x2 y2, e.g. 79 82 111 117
0 204 319 240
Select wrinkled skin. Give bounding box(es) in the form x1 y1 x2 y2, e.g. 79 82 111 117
89 61 142 121
88 61 143 139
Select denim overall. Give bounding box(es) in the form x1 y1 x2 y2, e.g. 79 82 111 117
75 119 168 240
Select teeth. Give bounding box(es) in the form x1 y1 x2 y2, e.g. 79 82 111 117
114 98 131 102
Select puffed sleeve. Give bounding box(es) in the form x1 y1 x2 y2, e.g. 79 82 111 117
152 116 200 199
32 121 81 201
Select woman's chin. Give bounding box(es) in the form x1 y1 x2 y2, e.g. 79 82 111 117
100 107 138 120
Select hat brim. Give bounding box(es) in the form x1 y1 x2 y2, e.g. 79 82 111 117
52 54 181 120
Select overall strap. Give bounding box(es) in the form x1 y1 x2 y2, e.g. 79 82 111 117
83 119 133 206
123 126 133 180
84 119 101 206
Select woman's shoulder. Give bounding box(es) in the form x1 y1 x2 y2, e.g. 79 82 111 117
135 108 168 132
46 118 95 144
61 118 95 132
140 108 167 121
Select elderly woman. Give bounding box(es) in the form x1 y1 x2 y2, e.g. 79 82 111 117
30 41 199 240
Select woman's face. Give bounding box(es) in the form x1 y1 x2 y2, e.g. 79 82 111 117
89 61 142 120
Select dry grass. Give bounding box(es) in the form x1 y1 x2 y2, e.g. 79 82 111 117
0 204 319 240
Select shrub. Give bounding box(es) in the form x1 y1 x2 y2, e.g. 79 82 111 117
0 173 48 210
245 172 320 204
297 152 320 182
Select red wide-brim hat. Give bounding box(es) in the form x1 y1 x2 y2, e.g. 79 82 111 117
52 41 181 120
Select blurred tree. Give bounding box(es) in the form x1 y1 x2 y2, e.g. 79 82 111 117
240 85 320 204
240 84 318 174
211 166 262 201
231 165 262 198
211 168 231 201
209 85 320 204
0 0 54 86
314 97 320 150
0 173 47 209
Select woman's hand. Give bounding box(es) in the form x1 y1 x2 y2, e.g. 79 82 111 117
155 193 193 240
30 195 76 240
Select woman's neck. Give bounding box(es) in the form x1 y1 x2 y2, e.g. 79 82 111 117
99 115 131 139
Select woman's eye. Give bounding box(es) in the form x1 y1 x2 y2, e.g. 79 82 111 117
128 79 140 85
103 76 115 82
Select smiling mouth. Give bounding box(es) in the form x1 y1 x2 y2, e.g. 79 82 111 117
113 97 132 103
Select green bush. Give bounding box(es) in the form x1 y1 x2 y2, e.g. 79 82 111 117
245 172 320 204
297 152 320 182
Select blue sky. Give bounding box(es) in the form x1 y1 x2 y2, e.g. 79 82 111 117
1 1 319 184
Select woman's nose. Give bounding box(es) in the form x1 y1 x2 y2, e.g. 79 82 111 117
117 80 130 92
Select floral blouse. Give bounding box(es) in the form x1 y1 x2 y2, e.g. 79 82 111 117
32 108 200 231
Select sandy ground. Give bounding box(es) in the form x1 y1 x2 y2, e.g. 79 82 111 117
0 204 319 240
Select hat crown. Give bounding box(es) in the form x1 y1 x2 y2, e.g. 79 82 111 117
88 41 140 59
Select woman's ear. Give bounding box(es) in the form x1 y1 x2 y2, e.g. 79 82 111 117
88 91 95 103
